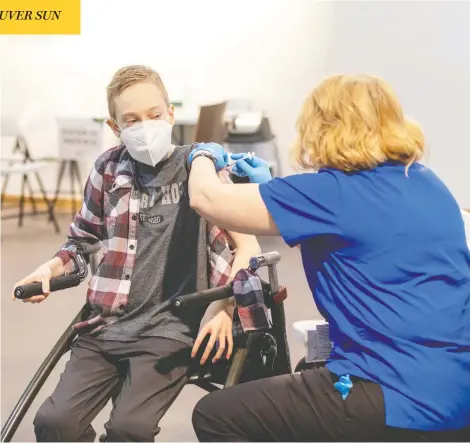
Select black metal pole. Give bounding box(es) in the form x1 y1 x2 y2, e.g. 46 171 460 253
223 332 256 388
1 307 86 442
271 302 292 376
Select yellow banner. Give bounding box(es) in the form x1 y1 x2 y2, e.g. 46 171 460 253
0 0 80 34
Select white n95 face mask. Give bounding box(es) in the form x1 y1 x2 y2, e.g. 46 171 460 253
120 119 173 166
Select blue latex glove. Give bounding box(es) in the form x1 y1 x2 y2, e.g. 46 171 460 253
333 374 353 401
231 154 272 184
188 142 228 172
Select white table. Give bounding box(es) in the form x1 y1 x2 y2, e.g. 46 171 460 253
1 160 60 232
0 161 50 176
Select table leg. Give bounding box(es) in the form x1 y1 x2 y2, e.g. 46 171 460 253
1 173 10 206
70 161 79 218
18 174 27 228
25 176 37 214
72 161 83 219
50 161 67 221
34 172 60 234
52 161 67 208
72 160 82 189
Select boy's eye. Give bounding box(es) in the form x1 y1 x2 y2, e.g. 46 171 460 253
150 115 162 120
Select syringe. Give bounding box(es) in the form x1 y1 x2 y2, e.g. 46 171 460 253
222 152 255 172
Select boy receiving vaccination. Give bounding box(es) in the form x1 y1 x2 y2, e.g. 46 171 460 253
13 65 260 442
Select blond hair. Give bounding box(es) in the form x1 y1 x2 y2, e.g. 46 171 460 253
106 65 170 120
292 74 425 172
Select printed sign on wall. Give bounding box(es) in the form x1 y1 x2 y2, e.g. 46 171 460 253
57 118 104 161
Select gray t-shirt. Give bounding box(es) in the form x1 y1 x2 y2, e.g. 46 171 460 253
96 145 206 346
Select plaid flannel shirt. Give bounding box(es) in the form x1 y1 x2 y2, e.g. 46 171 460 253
55 145 235 334
232 268 273 336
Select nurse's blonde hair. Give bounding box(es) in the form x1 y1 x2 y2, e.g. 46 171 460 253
291 74 425 172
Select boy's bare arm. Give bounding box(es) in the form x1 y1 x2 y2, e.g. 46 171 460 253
196 229 261 362
204 230 261 319
208 171 261 312
226 230 261 280
205 171 262 315
215 170 261 278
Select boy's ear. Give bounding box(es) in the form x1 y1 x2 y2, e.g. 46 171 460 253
168 104 175 125
106 119 120 138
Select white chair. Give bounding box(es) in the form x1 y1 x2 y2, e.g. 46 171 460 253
1 112 60 232
1 161 60 232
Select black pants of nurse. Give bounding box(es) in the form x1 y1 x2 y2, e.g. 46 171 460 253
192 366 470 442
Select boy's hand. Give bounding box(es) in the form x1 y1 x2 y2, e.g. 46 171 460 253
192 307 234 365
12 257 63 303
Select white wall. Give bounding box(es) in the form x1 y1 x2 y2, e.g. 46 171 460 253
323 1 470 208
0 0 334 196
2 0 468 208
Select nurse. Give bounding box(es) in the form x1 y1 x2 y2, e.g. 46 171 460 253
187 74 470 441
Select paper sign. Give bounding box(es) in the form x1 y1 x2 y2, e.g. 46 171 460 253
306 323 333 362
57 118 104 160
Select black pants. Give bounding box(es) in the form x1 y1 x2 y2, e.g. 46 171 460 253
34 335 191 442
192 366 470 442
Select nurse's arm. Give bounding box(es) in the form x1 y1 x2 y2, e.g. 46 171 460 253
189 156 279 236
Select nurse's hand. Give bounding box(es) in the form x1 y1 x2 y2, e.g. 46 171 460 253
231 154 272 184
189 142 228 172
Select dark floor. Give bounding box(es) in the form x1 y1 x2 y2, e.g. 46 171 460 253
1 214 320 442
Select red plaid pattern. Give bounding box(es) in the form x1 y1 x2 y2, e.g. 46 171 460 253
233 269 272 332
55 145 234 333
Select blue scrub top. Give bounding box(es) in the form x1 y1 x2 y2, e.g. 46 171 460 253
259 162 470 431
